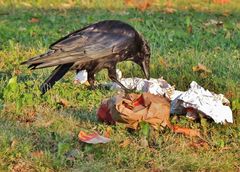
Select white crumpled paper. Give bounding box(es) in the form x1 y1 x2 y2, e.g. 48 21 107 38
170 81 233 123
74 70 88 84
109 77 175 99
74 69 122 84
74 70 233 124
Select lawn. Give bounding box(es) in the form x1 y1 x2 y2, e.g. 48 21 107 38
0 0 240 171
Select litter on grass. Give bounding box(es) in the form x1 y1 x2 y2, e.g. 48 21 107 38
75 70 233 124
97 92 201 137
97 92 171 130
170 81 233 123
78 131 111 144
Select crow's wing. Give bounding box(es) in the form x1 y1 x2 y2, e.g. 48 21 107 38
25 29 135 69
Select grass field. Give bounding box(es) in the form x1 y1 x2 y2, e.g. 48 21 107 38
0 0 240 171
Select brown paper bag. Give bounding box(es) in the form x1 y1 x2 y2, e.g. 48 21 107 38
98 93 171 130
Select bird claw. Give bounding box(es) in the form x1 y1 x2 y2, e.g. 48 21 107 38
88 84 97 90
122 86 136 93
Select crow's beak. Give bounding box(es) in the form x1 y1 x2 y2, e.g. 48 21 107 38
141 59 150 80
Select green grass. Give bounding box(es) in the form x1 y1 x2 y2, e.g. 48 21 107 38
0 0 240 171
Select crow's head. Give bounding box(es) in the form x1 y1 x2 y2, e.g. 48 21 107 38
134 36 150 80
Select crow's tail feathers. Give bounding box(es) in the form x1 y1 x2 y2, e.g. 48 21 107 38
20 50 57 69
40 63 73 95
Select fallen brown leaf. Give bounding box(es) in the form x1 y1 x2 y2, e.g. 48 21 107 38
189 140 209 149
10 139 17 148
137 1 152 11
12 160 34 172
164 0 176 14
43 120 54 127
124 0 134 7
120 139 131 148
29 17 39 23
57 99 68 107
165 0 173 8
31 151 44 158
164 7 176 14
192 63 212 73
14 69 22 75
212 0 230 4
173 125 201 137
140 137 149 147
220 146 232 151
124 0 154 11
27 110 36 118
104 127 112 138
159 58 169 68
187 25 193 34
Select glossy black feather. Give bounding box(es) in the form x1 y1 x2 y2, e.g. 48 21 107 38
21 20 150 94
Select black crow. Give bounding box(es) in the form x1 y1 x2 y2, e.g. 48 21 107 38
21 20 150 94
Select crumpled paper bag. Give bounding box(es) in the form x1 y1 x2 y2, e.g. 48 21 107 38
97 92 171 130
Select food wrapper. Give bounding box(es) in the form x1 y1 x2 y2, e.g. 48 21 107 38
74 70 88 84
97 92 171 130
171 81 233 123
108 77 175 99
78 131 111 144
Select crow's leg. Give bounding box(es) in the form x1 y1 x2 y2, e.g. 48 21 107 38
108 66 131 92
87 73 96 90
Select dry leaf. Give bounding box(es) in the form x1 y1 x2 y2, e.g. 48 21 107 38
192 63 212 73
189 140 209 149
57 99 68 107
27 110 36 118
164 7 176 14
61 3 74 8
173 125 201 137
222 11 229 16
104 127 112 138
10 139 17 148
14 69 22 75
140 137 149 147
31 151 44 158
11 161 34 172
20 2 32 7
124 0 154 11
29 18 39 23
137 1 152 11
159 58 169 68
212 0 230 4
187 25 193 34
124 0 134 7
120 139 131 148
43 120 54 127
164 0 176 14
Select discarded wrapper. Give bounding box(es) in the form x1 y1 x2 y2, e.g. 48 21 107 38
171 81 233 123
75 70 233 124
107 78 233 124
97 92 201 137
74 69 122 84
74 70 88 84
98 92 171 130
78 131 111 144
108 77 175 99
